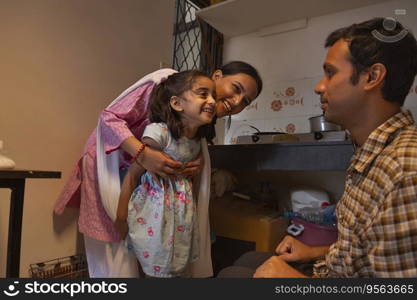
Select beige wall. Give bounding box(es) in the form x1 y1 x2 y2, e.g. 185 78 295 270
0 0 175 277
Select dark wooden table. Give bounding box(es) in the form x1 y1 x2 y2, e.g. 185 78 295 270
0 169 61 277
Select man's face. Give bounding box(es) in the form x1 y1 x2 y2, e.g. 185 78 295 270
314 39 367 127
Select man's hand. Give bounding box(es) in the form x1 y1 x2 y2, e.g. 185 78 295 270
275 235 314 262
276 235 329 263
253 256 307 278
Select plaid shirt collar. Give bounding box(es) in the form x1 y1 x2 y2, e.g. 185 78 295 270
350 110 415 174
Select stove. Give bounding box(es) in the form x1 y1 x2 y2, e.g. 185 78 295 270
235 131 347 144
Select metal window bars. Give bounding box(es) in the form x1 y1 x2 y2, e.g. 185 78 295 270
172 0 223 74
172 0 202 72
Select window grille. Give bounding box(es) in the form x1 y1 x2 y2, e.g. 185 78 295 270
172 0 223 74
173 0 202 71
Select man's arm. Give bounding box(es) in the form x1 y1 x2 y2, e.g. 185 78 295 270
253 235 331 278
277 235 330 262
253 256 308 278
366 174 417 276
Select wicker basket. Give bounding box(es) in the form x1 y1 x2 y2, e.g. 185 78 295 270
29 254 88 278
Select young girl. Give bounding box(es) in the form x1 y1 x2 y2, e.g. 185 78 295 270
114 70 216 277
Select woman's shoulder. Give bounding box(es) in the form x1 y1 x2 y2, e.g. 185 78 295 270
144 69 177 84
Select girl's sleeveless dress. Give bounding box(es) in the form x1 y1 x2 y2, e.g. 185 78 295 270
127 122 200 277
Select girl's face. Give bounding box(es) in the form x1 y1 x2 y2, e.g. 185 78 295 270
212 71 259 118
175 76 216 129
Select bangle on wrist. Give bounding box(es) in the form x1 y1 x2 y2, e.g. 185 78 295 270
131 143 146 165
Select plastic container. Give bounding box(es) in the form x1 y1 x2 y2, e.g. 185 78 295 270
290 189 330 212
283 205 336 225
291 218 338 246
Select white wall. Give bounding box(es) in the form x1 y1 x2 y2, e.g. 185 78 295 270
222 0 417 143
0 0 175 277
218 0 417 206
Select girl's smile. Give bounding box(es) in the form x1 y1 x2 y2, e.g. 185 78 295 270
170 76 216 139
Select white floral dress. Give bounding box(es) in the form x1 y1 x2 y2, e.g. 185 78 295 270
127 122 200 277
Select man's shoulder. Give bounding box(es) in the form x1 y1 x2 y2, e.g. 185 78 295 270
393 124 417 145
377 125 417 179
389 125 417 158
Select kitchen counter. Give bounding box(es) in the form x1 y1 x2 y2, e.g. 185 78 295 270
209 140 354 171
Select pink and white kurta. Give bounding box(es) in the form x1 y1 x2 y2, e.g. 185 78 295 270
54 68 213 277
54 81 155 242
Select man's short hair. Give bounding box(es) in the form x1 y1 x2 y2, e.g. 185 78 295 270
325 17 417 106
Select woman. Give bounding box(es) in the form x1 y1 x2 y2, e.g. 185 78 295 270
54 61 262 278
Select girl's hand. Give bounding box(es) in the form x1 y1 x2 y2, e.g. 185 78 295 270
181 152 204 178
114 218 129 240
138 146 183 178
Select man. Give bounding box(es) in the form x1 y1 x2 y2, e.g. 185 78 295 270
254 17 417 277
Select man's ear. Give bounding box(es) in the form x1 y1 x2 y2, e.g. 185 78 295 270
211 69 223 81
170 96 183 112
364 63 386 91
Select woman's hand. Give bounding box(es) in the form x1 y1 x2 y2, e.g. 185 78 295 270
137 145 183 178
121 136 183 178
181 152 204 178
114 217 129 240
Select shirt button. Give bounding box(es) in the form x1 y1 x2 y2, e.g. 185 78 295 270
345 256 352 265
346 175 352 185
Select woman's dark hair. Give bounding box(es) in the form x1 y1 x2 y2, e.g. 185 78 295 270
218 61 263 97
148 70 212 140
325 17 417 105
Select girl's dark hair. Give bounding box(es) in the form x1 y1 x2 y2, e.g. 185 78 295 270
149 70 212 140
325 17 417 105
218 61 263 97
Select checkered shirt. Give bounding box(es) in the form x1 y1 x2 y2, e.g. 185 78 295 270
315 110 417 277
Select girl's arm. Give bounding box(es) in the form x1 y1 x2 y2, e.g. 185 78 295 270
114 136 163 239
114 161 145 239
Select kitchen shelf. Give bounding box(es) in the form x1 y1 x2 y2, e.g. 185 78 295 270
209 140 354 171
197 0 391 37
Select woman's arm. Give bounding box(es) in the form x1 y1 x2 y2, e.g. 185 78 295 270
99 80 182 177
121 136 182 178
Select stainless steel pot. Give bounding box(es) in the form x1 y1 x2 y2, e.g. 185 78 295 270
309 115 341 132
309 115 342 140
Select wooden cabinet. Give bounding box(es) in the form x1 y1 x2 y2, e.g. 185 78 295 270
197 0 391 37
210 194 288 252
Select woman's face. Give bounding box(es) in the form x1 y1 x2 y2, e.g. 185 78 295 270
212 71 259 118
